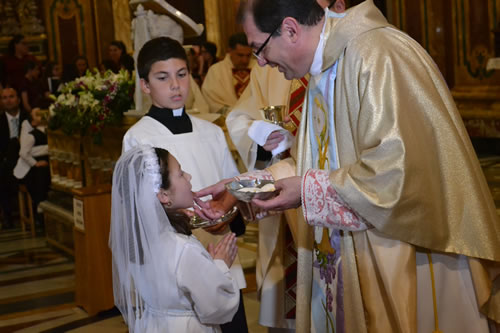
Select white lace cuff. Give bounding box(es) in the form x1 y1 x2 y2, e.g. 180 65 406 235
301 169 370 231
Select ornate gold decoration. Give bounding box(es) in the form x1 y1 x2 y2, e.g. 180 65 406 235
0 0 45 36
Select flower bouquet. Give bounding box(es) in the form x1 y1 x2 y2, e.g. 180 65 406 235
48 69 134 141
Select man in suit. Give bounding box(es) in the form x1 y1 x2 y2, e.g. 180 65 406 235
0 87 28 229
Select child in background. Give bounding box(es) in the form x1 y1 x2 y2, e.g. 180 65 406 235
122 37 248 332
13 108 50 228
45 62 62 95
110 145 239 332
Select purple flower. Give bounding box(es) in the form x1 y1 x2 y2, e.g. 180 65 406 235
326 288 333 312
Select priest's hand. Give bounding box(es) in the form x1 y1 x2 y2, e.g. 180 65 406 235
252 176 302 211
262 130 285 151
194 178 237 221
195 178 234 200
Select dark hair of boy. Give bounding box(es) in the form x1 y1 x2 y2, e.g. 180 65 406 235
155 147 192 236
137 37 189 81
228 32 249 49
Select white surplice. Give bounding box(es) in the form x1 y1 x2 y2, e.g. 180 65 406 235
227 65 291 170
201 55 255 113
185 75 209 114
227 66 295 329
122 114 246 290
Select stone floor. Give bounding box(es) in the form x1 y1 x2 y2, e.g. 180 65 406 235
0 225 269 332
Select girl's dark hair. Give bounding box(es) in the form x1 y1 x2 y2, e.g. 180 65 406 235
155 148 192 236
8 34 25 56
137 37 188 80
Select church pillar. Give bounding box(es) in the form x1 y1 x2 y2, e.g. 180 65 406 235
204 0 237 57
111 0 133 55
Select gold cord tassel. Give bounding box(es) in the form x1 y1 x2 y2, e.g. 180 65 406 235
426 252 443 333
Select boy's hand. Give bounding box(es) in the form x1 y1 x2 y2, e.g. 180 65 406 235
208 233 238 268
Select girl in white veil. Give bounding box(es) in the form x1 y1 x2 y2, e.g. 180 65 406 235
110 145 240 332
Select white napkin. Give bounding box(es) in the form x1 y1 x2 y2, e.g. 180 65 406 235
248 120 293 156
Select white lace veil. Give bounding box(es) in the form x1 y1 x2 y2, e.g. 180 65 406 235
109 145 176 331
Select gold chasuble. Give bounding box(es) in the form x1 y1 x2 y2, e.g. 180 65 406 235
268 1 500 332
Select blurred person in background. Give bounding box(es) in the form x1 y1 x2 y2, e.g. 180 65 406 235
1 35 38 90
0 88 29 229
106 40 134 74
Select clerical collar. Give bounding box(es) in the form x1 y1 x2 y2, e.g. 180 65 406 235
310 9 346 76
172 107 183 117
146 105 193 134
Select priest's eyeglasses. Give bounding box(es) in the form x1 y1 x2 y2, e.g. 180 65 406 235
253 23 281 61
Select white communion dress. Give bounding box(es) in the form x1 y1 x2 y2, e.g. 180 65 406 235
134 232 239 332
110 146 239 333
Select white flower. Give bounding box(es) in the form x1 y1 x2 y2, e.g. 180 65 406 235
49 103 56 116
58 93 76 106
78 91 97 109
76 76 96 90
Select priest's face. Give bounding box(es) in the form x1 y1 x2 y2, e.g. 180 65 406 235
229 44 252 69
243 14 308 80
141 58 190 110
164 154 193 209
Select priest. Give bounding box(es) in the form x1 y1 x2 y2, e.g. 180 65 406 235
197 0 500 332
202 33 255 114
